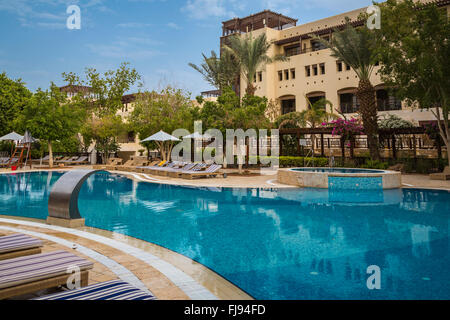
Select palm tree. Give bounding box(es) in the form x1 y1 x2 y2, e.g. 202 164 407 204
223 33 287 96
314 24 380 159
189 50 239 90
302 97 335 128
302 97 336 153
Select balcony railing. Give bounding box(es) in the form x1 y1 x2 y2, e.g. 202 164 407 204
285 46 327 57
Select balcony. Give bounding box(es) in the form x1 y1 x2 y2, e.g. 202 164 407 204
284 46 327 57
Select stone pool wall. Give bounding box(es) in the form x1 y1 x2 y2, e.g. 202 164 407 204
278 168 402 189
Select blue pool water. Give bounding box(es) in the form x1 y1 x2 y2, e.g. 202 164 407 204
1 171 450 300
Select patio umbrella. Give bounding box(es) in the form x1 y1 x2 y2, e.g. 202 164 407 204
141 130 180 161
0 132 24 142
141 130 180 143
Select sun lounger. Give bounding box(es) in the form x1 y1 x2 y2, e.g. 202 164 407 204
58 156 79 164
166 163 198 178
0 250 93 300
0 234 43 261
147 162 183 176
430 166 450 181
181 164 224 179
137 160 168 174
34 280 156 300
54 156 70 164
65 156 89 165
0 158 18 168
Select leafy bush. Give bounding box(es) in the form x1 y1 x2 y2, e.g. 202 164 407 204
361 159 390 170
279 156 328 167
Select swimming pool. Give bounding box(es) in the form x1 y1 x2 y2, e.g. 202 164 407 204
1 171 449 299
279 167 402 189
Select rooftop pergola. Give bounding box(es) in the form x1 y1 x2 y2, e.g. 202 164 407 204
222 10 297 37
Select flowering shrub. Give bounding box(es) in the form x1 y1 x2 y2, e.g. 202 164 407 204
322 118 364 140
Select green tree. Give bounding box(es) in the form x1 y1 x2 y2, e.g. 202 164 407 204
15 83 85 167
189 50 240 90
315 24 380 159
374 0 450 165
275 112 306 129
128 86 196 161
81 115 124 164
63 62 141 117
63 62 141 163
0 72 32 136
223 33 287 96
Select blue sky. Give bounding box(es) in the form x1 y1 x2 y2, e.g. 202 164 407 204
0 0 371 97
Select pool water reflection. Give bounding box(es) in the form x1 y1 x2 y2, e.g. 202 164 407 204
1 171 449 300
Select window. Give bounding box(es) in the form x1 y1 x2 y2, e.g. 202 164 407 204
284 69 289 80
337 61 343 72
340 93 359 113
278 71 283 81
253 74 257 83
320 63 325 75
305 66 311 77
291 68 296 80
346 64 351 71
258 72 263 82
285 44 301 57
281 99 296 114
308 95 326 107
312 64 318 76
376 89 402 111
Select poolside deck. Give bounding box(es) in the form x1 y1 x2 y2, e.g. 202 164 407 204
0 216 252 300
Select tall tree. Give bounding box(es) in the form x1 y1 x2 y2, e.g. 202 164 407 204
63 62 141 117
128 86 196 161
303 97 337 153
81 115 124 164
15 83 85 168
374 0 450 165
223 33 286 96
63 62 141 162
189 50 239 90
0 73 32 136
315 24 380 159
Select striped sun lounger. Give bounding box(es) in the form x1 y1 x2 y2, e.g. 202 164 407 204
35 280 156 300
0 234 43 261
166 163 198 178
181 164 224 180
0 250 94 299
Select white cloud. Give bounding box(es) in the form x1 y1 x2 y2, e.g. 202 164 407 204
182 0 234 20
117 22 152 28
0 0 109 28
86 36 163 60
167 22 180 30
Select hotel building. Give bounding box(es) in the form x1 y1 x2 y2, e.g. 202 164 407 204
217 1 450 124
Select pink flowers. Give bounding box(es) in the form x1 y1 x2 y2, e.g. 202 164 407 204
322 117 364 139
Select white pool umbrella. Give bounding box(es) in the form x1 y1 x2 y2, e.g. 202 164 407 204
141 130 180 161
0 132 24 142
141 130 180 143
